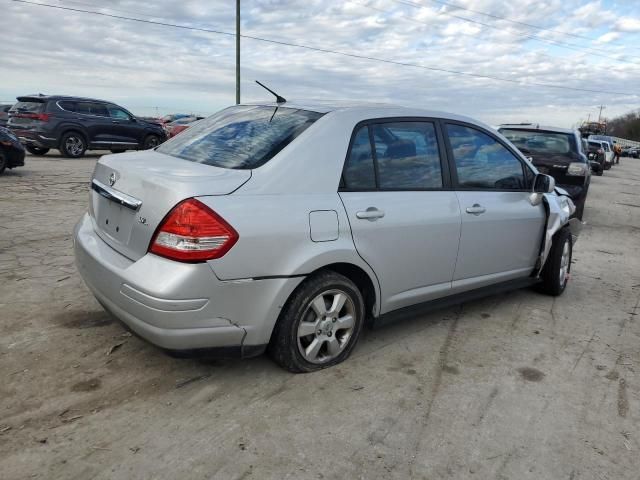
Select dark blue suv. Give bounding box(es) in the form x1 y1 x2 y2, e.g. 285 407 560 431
8 94 166 158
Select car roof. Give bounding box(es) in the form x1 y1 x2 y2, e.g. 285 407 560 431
241 99 487 126
16 94 113 104
498 123 576 135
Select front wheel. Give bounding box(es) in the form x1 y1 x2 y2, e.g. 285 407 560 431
537 228 572 296
25 145 49 156
142 135 160 150
60 132 86 158
269 271 365 373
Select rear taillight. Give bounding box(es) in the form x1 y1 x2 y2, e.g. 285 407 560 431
13 112 50 122
149 198 238 262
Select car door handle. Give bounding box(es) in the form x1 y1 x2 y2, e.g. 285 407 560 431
356 208 385 220
465 204 486 215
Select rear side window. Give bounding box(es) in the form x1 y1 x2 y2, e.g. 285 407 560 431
157 105 323 169
342 121 443 190
11 101 44 113
447 124 526 190
59 101 76 112
372 122 442 189
77 102 109 116
342 127 376 190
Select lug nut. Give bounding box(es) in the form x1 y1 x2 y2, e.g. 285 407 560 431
328 332 332 337
332 318 337 323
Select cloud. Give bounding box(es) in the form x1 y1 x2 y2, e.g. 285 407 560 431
615 18 640 32
0 0 638 127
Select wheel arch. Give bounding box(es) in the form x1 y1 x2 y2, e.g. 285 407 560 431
58 127 88 148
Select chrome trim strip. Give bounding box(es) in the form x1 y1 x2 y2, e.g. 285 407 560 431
91 179 142 211
92 141 137 145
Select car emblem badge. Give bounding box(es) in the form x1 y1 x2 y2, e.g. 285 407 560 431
109 173 116 186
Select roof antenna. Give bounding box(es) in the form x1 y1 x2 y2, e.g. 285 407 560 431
255 80 286 104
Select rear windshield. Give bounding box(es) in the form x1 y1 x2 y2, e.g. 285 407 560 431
157 105 323 169
10 101 45 113
588 141 602 149
499 129 576 157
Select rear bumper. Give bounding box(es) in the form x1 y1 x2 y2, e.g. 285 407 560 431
11 129 58 148
73 213 303 353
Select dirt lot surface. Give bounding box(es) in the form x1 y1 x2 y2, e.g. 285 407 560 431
1 152 639 479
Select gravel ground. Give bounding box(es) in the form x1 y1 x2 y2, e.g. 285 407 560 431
1 152 639 480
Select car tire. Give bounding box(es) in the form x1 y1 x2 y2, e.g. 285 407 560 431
268 270 365 373
25 145 50 156
110 149 126 154
142 135 160 150
0 148 6 175
537 228 572 297
60 132 87 158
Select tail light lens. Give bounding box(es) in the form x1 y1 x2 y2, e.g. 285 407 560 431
149 198 238 262
12 112 50 122
567 162 588 176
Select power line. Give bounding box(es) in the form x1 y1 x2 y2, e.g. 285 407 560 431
424 0 624 46
389 0 640 64
7 0 638 97
351 0 637 74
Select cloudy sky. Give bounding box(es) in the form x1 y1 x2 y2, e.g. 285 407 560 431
1 0 639 127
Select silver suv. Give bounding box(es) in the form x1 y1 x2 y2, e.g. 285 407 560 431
74 102 580 372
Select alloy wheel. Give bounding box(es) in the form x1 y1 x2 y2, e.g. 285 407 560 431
559 240 571 286
296 289 356 364
65 136 84 156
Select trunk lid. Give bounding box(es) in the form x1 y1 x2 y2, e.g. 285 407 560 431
90 150 251 261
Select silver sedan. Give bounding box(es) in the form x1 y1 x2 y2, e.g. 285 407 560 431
74 101 580 372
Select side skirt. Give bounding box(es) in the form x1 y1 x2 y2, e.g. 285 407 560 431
371 277 539 329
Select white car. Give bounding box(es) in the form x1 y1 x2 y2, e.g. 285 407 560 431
600 141 614 168
74 101 580 372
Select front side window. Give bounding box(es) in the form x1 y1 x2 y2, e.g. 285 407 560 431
108 107 131 120
448 124 526 190
157 105 323 169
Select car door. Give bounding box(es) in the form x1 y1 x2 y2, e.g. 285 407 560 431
339 119 461 314
106 105 143 147
444 122 545 292
75 102 112 146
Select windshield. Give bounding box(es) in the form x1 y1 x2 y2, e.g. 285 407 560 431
500 129 575 157
157 105 323 169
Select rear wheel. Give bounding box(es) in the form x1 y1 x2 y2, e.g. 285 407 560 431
537 228 572 296
143 135 160 150
269 271 365 373
0 148 6 174
60 132 86 158
25 145 49 156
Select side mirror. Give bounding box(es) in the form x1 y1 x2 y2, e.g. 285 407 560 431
533 173 555 194
129 116 137 122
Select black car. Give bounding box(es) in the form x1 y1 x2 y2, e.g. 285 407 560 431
499 124 591 220
0 104 12 127
0 126 26 174
586 140 608 175
7 95 166 158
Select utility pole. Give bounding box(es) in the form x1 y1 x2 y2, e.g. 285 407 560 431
598 105 605 123
235 0 240 104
